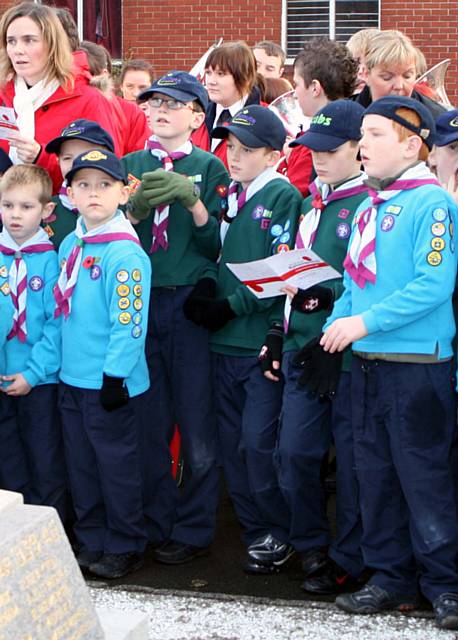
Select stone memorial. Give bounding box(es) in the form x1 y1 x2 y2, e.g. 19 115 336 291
0 490 148 640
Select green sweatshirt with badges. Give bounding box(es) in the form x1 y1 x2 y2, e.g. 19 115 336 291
210 179 303 357
283 189 368 369
122 147 229 287
42 196 78 249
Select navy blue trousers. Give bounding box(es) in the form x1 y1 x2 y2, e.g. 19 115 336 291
352 357 458 602
141 286 220 547
59 384 148 554
0 384 67 521
213 353 290 546
277 352 363 576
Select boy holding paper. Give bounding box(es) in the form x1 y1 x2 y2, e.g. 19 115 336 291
185 105 303 574
261 100 369 594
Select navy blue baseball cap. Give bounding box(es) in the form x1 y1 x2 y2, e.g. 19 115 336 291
363 95 436 150
290 100 365 151
434 109 458 147
138 71 209 111
65 149 127 185
45 119 115 154
212 105 287 150
0 148 12 174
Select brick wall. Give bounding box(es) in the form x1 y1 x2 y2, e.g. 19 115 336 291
122 0 282 76
381 1 458 105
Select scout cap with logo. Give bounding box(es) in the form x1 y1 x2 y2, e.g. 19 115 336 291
45 119 115 154
137 71 209 111
434 109 458 147
65 149 128 185
363 95 436 150
211 105 287 150
290 100 365 151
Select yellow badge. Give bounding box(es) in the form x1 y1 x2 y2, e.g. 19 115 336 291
450 222 454 238
127 174 141 196
133 284 142 297
43 225 54 238
427 251 442 266
133 298 143 311
132 269 141 282
431 237 446 251
118 297 130 310
81 150 107 162
117 284 130 297
0 281 10 295
0 265 7 278
116 270 129 283
431 222 446 237
118 311 132 325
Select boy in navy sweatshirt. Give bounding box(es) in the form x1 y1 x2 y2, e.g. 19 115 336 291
319 96 458 630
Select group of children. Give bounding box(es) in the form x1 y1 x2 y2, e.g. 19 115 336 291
1 27 458 633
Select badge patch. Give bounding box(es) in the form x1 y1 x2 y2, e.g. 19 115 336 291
277 243 290 253
43 225 54 238
385 205 402 215
132 269 141 282
427 251 442 266
0 265 7 278
117 284 130 297
270 224 283 237
29 276 43 292
133 312 142 325
431 222 446 237
336 222 351 238
118 311 132 325
131 325 142 339
118 297 130 310
133 284 142 297
431 237 446 251
381 215 395 232
252 205 265 220
432 208 447 222
90 265 101 280
127 173 141 196
337 208 350 220
260 219 270 230
0 281 10 295
82 256 94 269
133 298 143 311
116 270 129 283
216 184 228 197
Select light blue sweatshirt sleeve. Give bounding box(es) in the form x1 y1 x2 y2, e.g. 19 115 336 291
103 250 151 379
362 200 457 334
22 258 61 387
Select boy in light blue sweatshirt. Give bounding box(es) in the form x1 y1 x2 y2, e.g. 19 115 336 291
0 164 66 520
56 149 151 580
315 96 458 630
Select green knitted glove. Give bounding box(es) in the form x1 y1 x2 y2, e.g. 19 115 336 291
139 168 200 209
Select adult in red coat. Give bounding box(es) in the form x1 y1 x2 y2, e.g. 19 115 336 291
0 3 120 193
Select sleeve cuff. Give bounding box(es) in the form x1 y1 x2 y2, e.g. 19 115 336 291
361 310 381 335
22 369 39 388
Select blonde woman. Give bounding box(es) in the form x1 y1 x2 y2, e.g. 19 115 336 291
0 2 119 192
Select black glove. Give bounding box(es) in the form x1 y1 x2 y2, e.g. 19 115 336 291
292 336 342 399
291 285 334 314
183 278 217 324
100 374 129 412
258 323 284 379
188 297 236 332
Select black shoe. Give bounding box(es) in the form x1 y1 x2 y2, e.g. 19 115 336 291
154 540 209 565
88 552 144 579
76 549 103 571
300 547 328 577
335 584 418 614
434 593 458 630
301 559 359 595
244 533 295 574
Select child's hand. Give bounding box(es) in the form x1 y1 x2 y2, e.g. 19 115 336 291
1 373 32 396
281 284 298 299
320 316 368 353
442 174 458 206
140 169 199 210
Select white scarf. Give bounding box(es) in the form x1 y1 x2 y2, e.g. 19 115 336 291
220 167 289 245
10 75 60 164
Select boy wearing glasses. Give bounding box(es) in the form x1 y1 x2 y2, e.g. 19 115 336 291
123 71 229 564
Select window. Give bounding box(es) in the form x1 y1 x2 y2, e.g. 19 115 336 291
42 0 122 58
283 0 379 62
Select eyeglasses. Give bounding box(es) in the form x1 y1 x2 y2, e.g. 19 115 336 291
147 97 195 111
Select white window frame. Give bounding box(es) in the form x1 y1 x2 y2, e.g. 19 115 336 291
282 0 381 65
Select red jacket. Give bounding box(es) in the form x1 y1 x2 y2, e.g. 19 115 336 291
278 145 313 198
115 96 151 154
0 74 121 194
